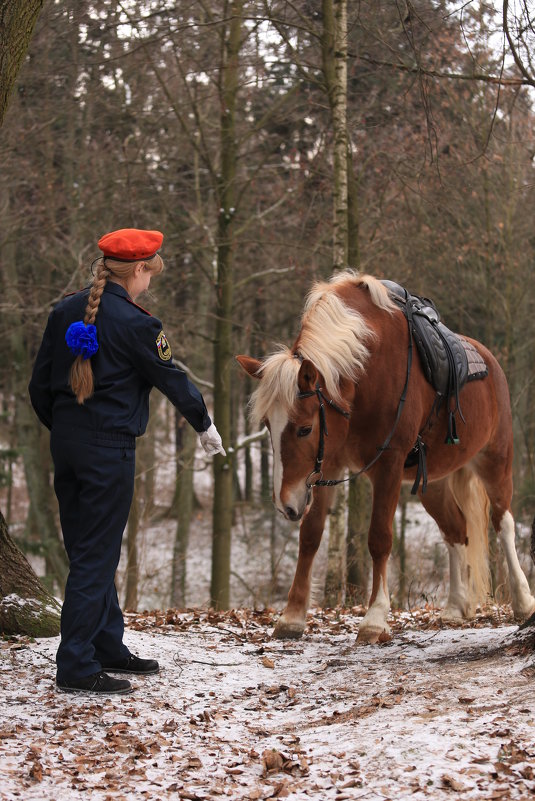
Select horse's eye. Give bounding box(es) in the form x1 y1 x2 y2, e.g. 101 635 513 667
297 426 312 438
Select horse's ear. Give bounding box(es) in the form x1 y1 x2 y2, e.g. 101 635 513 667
236 355 263 379
297 359 318 393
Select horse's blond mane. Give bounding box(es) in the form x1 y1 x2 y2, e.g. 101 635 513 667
250 271 395 427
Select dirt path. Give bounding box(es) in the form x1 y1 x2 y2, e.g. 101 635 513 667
1 606 535 800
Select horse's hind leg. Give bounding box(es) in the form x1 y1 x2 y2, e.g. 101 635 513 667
273 485 336 639
419 471 489 620
476 454 535 620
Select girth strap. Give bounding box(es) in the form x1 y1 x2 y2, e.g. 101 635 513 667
412 435 428 495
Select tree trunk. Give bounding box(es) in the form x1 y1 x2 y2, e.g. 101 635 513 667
322 0 349 605
324 486 347 607
123 425 155 609
0 509 61 636
344 62 370 600
346 478 371 604
395 488 409 608
0 204 68 594
171 416 196 608
210 2 243 610
17 406 68 592
324 0 349 270
0 7 65 631
243 375 253 502
0 0 44 127
124 480 140 611
261 443 271 505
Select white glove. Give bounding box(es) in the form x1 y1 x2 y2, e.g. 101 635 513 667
200 423 226 457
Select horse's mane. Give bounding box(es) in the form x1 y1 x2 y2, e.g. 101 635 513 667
250 271 395 426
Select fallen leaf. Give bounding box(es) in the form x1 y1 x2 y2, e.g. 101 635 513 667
441 774 466 792
29 760 43 782
262 748 284 775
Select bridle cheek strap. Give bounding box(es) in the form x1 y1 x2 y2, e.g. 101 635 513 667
296 385 350 488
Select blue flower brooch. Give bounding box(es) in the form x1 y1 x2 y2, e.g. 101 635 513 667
65 322 99 360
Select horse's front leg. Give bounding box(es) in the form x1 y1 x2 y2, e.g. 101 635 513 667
357 466 402 645
273 485 336 639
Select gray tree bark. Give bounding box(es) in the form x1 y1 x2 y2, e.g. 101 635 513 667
210 1 244 610
171 417 197 608
322 0 349 606
0 0 43 127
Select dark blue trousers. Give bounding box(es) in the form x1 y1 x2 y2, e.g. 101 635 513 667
51 433 135 681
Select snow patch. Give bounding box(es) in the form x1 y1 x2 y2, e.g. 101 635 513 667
1 608 534 800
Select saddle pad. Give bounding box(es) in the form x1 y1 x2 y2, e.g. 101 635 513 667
460 337 488 381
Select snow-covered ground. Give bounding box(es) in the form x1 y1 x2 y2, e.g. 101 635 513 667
2 607 535 800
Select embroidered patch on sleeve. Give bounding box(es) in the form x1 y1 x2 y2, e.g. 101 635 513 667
156 330 172 361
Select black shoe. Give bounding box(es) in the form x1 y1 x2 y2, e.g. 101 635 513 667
101 654 159 675
57 671 133 695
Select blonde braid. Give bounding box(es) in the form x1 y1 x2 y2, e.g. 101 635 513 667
84 260 111 325
69 260 111 404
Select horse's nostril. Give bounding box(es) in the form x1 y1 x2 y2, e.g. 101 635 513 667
285 506 302 522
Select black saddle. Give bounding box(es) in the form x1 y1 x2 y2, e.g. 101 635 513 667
380 279 488 493
382 280 469 406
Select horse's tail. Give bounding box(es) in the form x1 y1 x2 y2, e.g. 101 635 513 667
447 466 491 610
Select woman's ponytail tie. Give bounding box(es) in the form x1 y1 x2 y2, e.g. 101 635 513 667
65 322 99 360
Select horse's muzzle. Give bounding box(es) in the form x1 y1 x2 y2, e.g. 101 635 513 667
279 488 312 522
284 505 302 522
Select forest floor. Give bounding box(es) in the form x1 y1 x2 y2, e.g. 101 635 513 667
2 605 535 801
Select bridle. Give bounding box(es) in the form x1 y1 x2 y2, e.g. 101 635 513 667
295 292 415 490
296 385 350 488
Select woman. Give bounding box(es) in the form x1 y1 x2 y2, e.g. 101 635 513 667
29 228 224 695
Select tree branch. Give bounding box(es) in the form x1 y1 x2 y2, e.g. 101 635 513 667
173 360 213 390
353 52 533 87
503 0 535 87
228 427 269 454
235 266 294 291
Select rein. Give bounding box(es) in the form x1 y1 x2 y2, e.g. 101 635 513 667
297 288 416 490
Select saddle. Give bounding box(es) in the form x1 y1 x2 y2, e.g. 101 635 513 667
380 279 488 492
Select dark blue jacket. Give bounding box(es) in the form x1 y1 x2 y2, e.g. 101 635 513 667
29 282 211 445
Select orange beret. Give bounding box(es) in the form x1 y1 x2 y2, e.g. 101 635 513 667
98 228 164 262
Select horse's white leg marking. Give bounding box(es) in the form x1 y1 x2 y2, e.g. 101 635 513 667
358 572 391 642
269 406 286 512
270 406 310 519
442 543 470 620
498 511 535 619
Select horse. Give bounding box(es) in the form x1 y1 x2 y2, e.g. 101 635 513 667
237 271 535 643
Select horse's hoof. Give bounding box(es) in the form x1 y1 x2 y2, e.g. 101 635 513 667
356 626 391 645
272 620 305 639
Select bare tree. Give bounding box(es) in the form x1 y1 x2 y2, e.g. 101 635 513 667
0 0 60 636
322 0 349 607
503 0 535 88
